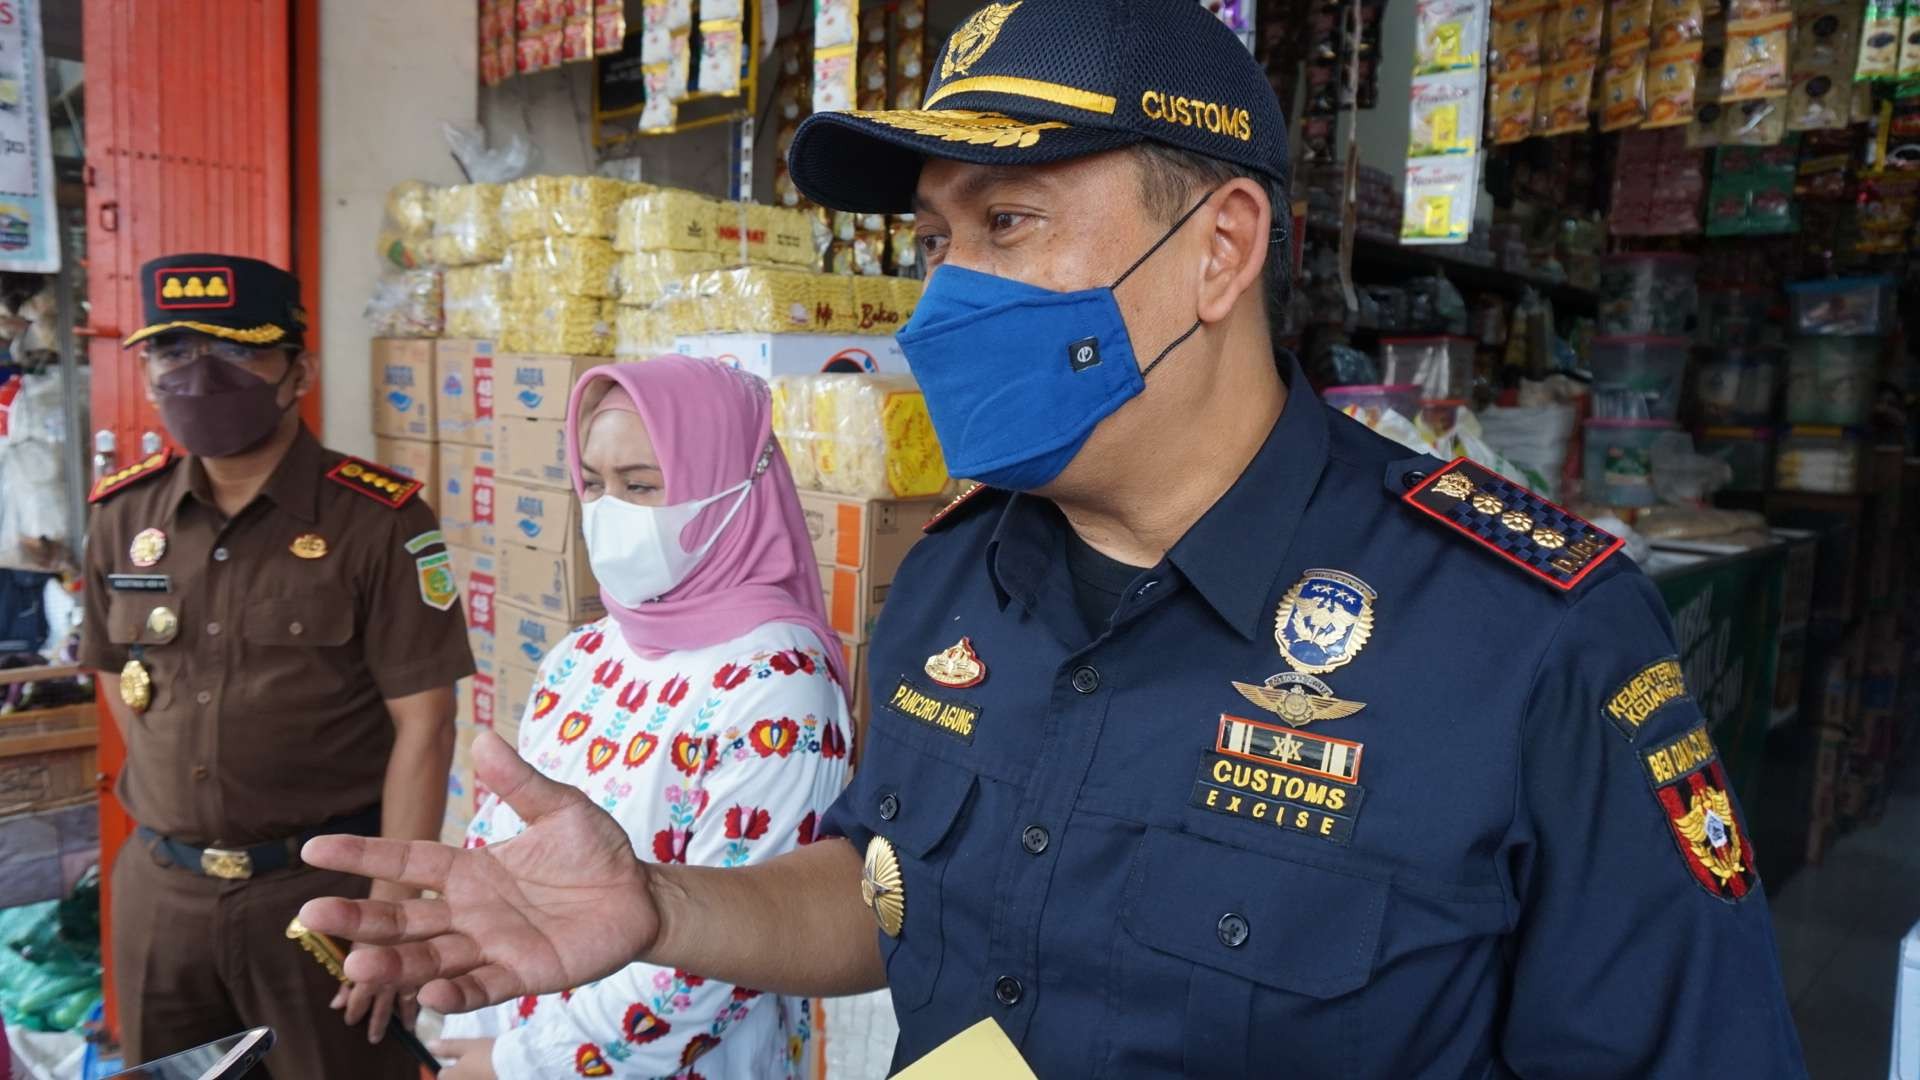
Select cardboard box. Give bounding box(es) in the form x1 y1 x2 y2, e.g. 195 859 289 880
821 562 892 643
675 333 908 380
496 417 573 490
371 338 437 439
437 442 498 551
497 660 540 750
435 339 497 447
373 437 439 514
471 667 498 733
499 541 604 623
798 491 941 582
496 478 581 554
839 634 871 766
446 543 499 659
497 598 583 669
496 354 603 420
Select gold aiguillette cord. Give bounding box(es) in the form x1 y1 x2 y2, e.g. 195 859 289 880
286 918 442 1073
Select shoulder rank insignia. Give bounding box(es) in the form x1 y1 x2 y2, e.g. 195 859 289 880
1403 457 1622 591
89 450 177 504
923 482 1000 533
325 457 423 509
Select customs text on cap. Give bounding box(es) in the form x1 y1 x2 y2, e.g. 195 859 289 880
123 253 309 350
787 0 1291 213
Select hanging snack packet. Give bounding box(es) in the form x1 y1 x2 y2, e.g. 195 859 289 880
1725 0 1787 19
1409 70 1483 155
1416 0 1485 73
1787 71 1852 129
1549 0 1604 60
1856 0 1902 79
1722 13 1791 101
640 0 670 62
699 21 745 95
1793 3 1862 72
1609 0 1654 50
1652 0 1703 46
1492 3 1547 74
1492 73 1545 140
1721 96 1786 143
1538 57 1598 133
1900 6 1920 79
1646 42 1703 125
1600 47 1650 128
816 0 857 48
1402 157 1479 241
1688 100 1725 146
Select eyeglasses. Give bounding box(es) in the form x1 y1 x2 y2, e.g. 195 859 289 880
143 340 292 372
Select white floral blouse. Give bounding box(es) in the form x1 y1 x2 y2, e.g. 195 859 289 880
441 617 853 1079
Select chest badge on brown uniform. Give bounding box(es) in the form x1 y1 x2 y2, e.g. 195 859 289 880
861 835 906 936
924 637 987 689
145 606 179 643
119 657 153 712
289 533 329 559
129 528 168 568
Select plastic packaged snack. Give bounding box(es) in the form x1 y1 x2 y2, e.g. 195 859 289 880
1721 96 1787 143
1402 158 1478 241
594 0 625 54
851 273 921 334
1645 43 1703 126
500 175 633 240
771 373 951 498
1409 70 1483 155
816 0 857 48
500 295 613 355
615 250 724 306
1609 0 1653 50
1787 71 1852 129
1415 0 1485 73
385 181 435 240
431 183 507 265
1721 13 1791 101
641 1 670 62
1600 47 1650 129
1652 0 1703 47
666 0 690 28
444 264 510 339
614 306 669 359
364 270 445 338
620 187 718 252
1793 3 1862 73
1857 0 1901 79
507 237 618 299
1726 0 1789 19
1538 57 1598 133
1492 3 1548 74
1901 5 1920 78
1548 0 1604 61
698 20 744 94
761 204 820 267
1492 74 1544 141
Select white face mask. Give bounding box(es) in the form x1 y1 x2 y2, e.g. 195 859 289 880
580 445 768 606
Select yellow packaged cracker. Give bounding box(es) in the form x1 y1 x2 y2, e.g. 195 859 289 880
1548 0 1604 61
1722 13 1791 101
500 296 613 355
621 187 719 252
1600 47 1650 129
1609 0 1653 50
1652 0 1703 47
500 175 635 240
507 237 619 299
1537 58 1598 133
1645 43 1704 126
444 264 510 339
762 205 819 267
1491 74 1545 141
430 184 506 266
1493 2 1548 74
775 374 951 498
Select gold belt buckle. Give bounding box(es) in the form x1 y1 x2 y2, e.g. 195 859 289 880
201 847 253 880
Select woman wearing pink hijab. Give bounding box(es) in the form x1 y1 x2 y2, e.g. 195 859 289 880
434 357 852 1079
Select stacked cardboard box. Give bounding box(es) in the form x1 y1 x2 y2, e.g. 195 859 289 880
797 490 943 755
370 339 442 512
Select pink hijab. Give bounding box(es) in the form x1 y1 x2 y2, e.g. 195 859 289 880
565 356 849 701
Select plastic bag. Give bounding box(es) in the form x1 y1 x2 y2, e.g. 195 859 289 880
444 264 510 339
770 374 950 498
363 270 444 338
443 121 539 185
430 183 506 266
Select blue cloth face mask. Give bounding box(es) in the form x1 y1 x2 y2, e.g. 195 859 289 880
896 193 1214 491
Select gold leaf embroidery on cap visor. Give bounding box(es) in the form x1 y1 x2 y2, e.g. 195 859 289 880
847 109 1069 149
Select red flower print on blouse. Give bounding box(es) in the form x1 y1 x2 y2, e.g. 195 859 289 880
585 737 619 774
557 711 593 745
670 733 706 776
659 675 691 708
592 658 624 689
465 836 488 850
574 1043 613 1077
769 649 816 675
731 986 762 1003
674 969 707 987
714 664 751 691
575 630 606 655
517 995 539 1020
651 828 690 864
821 719 849 760
620 1002 671 1045
724 805 771 840
617 680 650 711
748 718 799 758
531 689 561 721
623 731 659 768
682 1034 721 1066
797 811 818 846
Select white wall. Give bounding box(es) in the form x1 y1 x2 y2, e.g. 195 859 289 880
319 0 480 457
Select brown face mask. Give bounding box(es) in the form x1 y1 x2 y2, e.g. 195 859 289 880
152 355 297 458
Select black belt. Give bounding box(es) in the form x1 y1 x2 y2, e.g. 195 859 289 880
138 806 383 881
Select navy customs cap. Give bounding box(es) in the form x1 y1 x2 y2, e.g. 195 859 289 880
787 0 1291 213
123 253 308 350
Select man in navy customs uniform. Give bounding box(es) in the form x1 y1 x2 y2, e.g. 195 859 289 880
78 255 473 1078
296 4 1806 1076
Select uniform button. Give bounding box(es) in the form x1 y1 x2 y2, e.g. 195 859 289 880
205 621 221 636
1135 579 1159 598
1021 825 1050 855
195 690 212 705
191 765 210 782
993 975 1023 1006
1071 666 1100 694
288 621 304 636
879 793 900 821
1404 470 1429 490
1217 912 1250 948
212 547 230 562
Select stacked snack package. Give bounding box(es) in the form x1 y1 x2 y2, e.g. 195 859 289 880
430 183 507 266
595 0 627 55
1534 0 1601 136
814 0 858 113
858 6 890 111
481 0 518 86
507 236 619 300
1403 0 1490 243
1786 0 1860 130
367 181 443 338
770 374 950 499
1611 126 1707 233
445 264 511 340
516 0 564 74
365 270 445 338
697 0 746 96
1705 138 1801 234
1598 0 1651 130
1490 1 1546 142
889 0 928 274
375 180 435 271
500 174 634 241
498 176 632 356
1686 12 1727 147
638 1 678 130
772 36 816 212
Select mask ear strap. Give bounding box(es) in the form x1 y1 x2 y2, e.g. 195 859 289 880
1111 189 1216 292
1141 320 1202 379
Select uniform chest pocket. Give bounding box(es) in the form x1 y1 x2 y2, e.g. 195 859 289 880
105 594 180 646
858 732 977 1012
244 595 354 647
1116 830 1387 1078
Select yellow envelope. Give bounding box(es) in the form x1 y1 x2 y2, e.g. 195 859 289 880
893 1018 1039 1079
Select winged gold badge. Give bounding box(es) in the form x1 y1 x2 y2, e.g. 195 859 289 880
942 1 1021 78
1231 680 1367 728
1672 785 1744 884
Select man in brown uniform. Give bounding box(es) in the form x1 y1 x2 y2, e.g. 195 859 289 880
77 254 474 1077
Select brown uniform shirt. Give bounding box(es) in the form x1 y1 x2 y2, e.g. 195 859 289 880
78 428 475 847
